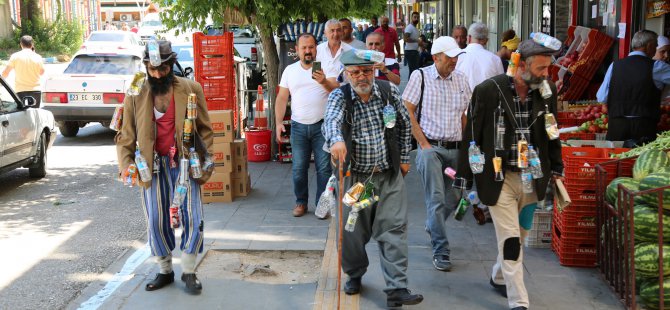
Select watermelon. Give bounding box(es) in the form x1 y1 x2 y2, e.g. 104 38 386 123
640 277 670 310
634 149 670 180
634 205 670 242
635 242 670 278
639 172 670 210
656 167 670 175
606 177 639 205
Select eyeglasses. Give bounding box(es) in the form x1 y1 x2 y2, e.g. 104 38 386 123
346 68 374 78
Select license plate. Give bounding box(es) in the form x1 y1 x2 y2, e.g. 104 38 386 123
68 93 103 103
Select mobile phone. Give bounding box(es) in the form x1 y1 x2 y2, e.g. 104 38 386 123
312 61 321 74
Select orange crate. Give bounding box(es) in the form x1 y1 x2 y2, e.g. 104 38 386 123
195 55 234 78
552 227 597 267
206 98 235 111
198 77 235 100
560 132 596 140
553 207 597 239
193 32 233 56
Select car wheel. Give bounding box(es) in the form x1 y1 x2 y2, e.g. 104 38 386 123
29 132 47 178
59 121 79 137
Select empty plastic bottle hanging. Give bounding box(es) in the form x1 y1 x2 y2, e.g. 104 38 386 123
521 169 534 193
495 113 505 151
354 49 385 63
468 141 485 174
147 40 161 67
135 150 152 182
527 146 544 179
315 176 337 219
530 32 562 51
189 148 203 179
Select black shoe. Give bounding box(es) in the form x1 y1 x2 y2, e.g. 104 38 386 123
490 277 508 298
145 271 174 291
510 307 527 310
344 277 362 295
432 255 452 271
181 273 202 295
386 288 424 307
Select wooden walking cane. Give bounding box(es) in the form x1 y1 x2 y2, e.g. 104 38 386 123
336 157 344 310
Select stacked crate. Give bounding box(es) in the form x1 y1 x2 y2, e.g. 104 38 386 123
525 209 553 248
193 32 250 203
552 147 631 266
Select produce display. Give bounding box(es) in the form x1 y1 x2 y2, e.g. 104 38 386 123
634 205 670 243
605 176 640 206
640 277 670 310
633 150 670 180
564 104 609 133
635 243 670 278
614 131 670 158
557 51 580 68
639 172 670 210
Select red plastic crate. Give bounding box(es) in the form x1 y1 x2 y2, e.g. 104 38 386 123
560 132 596 140
552 226 598 267
193 32 233 56
553 207 597 239
198 77 235 100
195 55 234 78
206 98 235 111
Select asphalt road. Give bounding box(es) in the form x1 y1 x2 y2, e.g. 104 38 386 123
0 123 146 309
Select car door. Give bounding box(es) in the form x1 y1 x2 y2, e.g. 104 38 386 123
0 80 36 166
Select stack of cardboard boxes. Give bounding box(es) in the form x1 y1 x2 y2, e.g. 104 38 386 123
201 110 251 203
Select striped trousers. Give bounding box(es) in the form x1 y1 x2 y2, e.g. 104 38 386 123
141 156 204 257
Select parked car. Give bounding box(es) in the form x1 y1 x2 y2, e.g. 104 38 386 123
42 48 191 137
0 77 56 178
80 31 144 54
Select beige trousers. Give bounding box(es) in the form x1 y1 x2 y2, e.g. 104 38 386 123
489 171 537 309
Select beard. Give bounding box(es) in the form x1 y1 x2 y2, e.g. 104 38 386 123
302 53 314 65
351 78 374 95
147 68 175 95
521 71 544 89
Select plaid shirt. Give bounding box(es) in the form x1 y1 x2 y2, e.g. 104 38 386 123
507 76 536 168
402 65 471 141
323 82 412 174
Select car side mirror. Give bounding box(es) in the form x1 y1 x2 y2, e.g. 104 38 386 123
22 96 36 108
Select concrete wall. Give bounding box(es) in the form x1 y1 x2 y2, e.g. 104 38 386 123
0 2 13 39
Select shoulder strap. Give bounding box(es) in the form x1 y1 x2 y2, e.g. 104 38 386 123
375 79 392 104
416 69 425 125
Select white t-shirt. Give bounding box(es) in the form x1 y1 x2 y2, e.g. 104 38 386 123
316 41 352 79
404 24 420 51
346 39 367 50
455 43 504 91
279 62 331 125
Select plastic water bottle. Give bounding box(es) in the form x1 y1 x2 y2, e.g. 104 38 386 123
354 49 385 63
135 150 152 182
202 153 215 173
530 32 562 51
528 146 544 179
147 40 161 67
315 176 337 219
521 169 534 193
468 141 485 174
467 191 480 205
345 211 359 232
189 148 203 179
170 184 187 228
495 115 505 151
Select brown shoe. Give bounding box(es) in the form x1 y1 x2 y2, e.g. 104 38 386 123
293 204 307 217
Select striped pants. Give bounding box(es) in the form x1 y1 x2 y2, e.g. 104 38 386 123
141 156 204 257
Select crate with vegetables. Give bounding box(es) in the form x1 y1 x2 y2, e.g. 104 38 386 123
596 132 670 310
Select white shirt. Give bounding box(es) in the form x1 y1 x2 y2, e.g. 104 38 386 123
404 24 420 51
345 39 366 50
316 41 352 79
455 43 504 91
279 61 332 124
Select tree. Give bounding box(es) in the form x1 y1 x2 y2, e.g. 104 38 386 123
160 0 384 131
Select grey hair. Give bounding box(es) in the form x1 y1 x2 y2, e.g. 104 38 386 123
325 19 341 30
468 22 489 41
632 30 658 49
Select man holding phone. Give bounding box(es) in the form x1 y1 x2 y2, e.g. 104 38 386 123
275 33 337 218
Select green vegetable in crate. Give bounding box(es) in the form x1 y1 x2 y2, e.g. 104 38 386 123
605 177 639 205
613 131 670 159
634 205 670 242
640 277 670 310
633 150 670 180
639 172 670 210
635 242 670 278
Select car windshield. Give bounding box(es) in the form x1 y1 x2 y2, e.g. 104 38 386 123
88 33 126 42
142 20 162 27
64 55 142 75
173 46 193 61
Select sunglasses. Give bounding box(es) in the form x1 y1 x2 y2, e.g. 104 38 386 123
346 68 374 78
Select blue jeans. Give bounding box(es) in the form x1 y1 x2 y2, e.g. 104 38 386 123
290 120 332 207
415 146 461 256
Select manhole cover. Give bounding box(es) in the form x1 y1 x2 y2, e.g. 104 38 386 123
198 250 323 284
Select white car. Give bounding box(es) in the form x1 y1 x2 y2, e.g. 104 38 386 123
81 31 144 54
42 48 144 137
0 77 56 178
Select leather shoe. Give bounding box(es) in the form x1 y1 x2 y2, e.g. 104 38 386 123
510 307 527 310
292 204 307 217
344 277 361 295
490 277 507 298
181 273 202 295
386 288 424 307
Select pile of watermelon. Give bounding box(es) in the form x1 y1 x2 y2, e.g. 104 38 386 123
605 149 670 309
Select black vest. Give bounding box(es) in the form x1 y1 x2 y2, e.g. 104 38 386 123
608 55 661 121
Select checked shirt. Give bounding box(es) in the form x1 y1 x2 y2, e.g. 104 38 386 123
323 82 412 174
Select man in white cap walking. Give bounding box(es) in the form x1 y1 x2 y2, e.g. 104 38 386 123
402 36 471 272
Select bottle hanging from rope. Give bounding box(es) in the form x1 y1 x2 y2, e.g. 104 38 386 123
521 169 534 193
495 110 506 151
183 119 193 145
493 156 504 181
189 147 203 179
187 93 197 120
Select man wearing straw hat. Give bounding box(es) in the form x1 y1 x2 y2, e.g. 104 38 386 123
322 49 423 307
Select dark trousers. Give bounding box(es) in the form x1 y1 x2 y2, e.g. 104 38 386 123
606 117 657 146
405 50 420 76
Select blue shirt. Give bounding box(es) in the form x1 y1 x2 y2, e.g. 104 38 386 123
596 51 670 102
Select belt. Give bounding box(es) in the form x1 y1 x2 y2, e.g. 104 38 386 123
426 139 461 149
507 166 522 172
352 166 388 175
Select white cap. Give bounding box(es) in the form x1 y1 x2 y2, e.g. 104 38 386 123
659 35 670 49
431 36 465 57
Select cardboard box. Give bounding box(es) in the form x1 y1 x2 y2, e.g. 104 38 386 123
232 139 247 160
209 110 235 143
232 173 251 197
201 172 233 203
212 142 232 173
232 159 248 178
